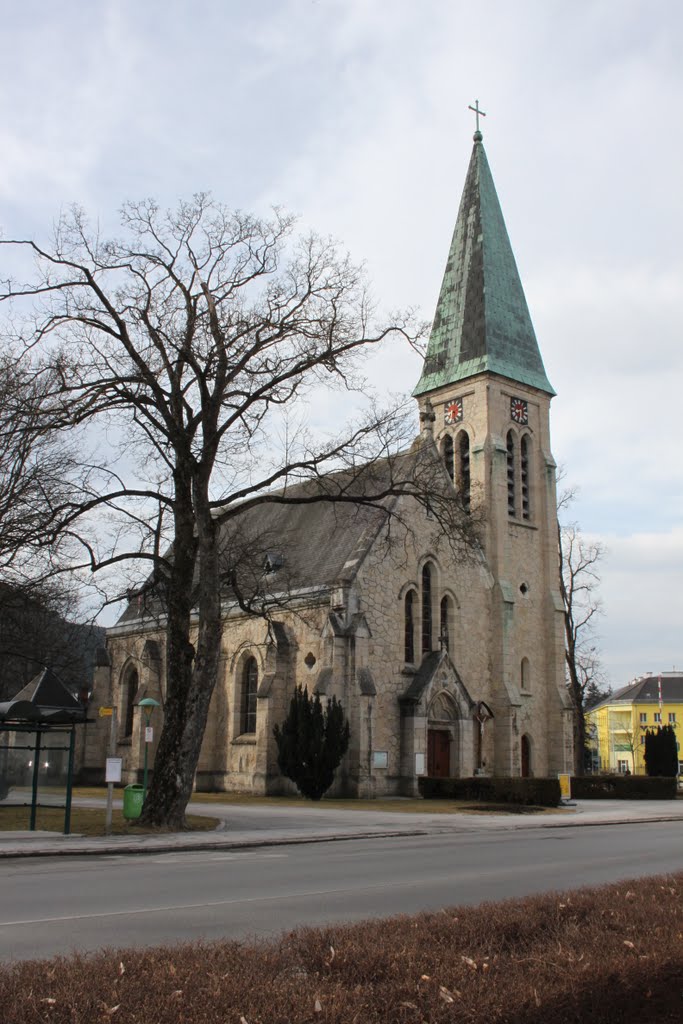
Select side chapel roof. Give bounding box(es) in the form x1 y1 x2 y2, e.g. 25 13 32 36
414 130 554 398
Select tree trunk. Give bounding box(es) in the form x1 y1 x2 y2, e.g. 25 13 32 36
565 649 585 777
140 474 223 828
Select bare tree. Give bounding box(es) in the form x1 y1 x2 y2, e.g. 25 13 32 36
0 347 96 697
0 196 474 827
557 484 609 775
0 350 77 581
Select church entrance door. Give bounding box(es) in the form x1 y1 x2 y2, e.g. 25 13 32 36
427 729 451 778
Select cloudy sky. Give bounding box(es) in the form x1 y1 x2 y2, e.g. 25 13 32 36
1 0 681 687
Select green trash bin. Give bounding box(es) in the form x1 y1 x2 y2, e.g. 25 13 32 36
123 784 145 820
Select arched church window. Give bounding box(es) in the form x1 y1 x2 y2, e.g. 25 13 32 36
241 657 258 734
506 431 516 517
404 589 416 663
421 563 433 655
440 595 452 652
521 657 531 692
123 668 138 738
441 434 454 483
456 432 471 513
521 435 531 520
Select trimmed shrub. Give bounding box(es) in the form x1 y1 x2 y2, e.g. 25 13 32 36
571 774 677 799
418 775 561 806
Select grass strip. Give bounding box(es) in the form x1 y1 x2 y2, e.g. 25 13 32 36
0 805 219 836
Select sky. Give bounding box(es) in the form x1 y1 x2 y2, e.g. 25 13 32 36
0 0 681 688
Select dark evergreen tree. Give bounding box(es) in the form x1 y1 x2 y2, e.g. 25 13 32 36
644 725 679 777
274 685 350 800
660 724 679 777
644 728 657 776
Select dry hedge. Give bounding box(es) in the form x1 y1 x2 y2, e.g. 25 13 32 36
2 873 683 1023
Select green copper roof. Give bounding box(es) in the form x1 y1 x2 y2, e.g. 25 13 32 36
414 135 554 397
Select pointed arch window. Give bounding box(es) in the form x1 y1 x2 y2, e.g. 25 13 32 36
440 595 452 652
506 431 516 517
241 657 258 734
457 432 471 513
421 563 433 655
123 668 138 738
521 435 531 520
441 435 454 483
404 589 416 664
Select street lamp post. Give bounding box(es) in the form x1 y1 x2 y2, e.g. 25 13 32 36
137 697 161 800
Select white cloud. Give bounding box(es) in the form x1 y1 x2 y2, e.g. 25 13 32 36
0 0 682 675
597 527 683 684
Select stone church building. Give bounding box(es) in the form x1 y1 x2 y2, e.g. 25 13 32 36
83 129 574 795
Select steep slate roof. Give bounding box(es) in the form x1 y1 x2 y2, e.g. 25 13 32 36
593 673 683 710
117 447 446 626
414 131 554 397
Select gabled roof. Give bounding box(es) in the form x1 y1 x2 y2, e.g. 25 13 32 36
591 673 683 711
414 133 554 398
117 444 455 626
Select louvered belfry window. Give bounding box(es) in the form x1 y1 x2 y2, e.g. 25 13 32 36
506 431 516 516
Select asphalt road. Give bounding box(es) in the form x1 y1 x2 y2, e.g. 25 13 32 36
2 821 682 963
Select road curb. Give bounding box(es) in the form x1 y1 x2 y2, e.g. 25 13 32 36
1 812 682 858
0 828 433 859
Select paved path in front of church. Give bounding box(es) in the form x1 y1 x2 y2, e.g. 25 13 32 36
2 796 683 858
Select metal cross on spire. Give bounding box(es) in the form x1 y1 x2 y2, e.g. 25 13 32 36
468 99 487 135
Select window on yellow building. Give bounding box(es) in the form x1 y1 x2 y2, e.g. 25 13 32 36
669 712 677 723
640 712 647 723
654 712 662 723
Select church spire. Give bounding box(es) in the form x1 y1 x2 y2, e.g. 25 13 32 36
414 126 554 398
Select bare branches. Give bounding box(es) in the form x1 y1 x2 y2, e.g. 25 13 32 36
0 194 444 827
558 483 609 773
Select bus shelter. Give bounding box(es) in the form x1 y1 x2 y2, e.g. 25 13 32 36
0 668 89 834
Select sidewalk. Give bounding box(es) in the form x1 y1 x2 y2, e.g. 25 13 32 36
2 797 683 858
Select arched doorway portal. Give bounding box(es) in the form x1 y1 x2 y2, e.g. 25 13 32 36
427 691 458 778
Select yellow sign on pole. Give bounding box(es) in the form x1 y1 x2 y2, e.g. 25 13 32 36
99 706 114 718
558 773 571 800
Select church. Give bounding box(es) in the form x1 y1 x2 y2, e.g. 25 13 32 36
83 126 574 796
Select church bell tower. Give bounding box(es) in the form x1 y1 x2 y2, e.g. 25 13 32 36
414 112 573 777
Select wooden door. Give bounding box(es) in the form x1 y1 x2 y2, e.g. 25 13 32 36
427 729 451 778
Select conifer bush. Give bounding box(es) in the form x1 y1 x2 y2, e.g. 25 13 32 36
644 725 678 777
274 685 350 800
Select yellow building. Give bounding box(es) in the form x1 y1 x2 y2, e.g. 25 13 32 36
587 672 683 775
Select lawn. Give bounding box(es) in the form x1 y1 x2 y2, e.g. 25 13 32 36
0 804 219 836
